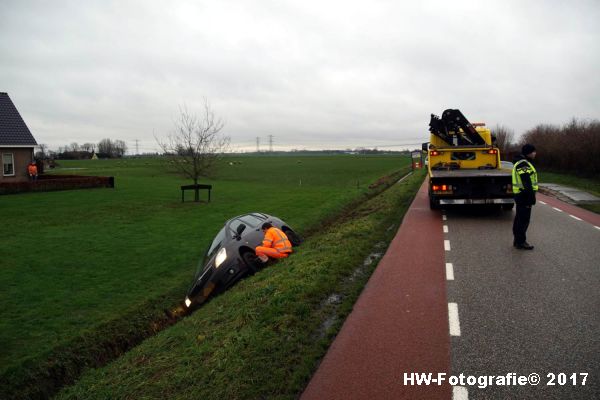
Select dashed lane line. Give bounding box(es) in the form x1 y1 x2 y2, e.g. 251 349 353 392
448 303 461 336
444 240 451 251
446 263 454 280
543 202 600 229
453 385 468 400
539 200 547 205
443 215 447 221
443 225 449 233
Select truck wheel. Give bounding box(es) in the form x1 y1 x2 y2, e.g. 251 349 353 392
429 197 439 210
502 204 515 211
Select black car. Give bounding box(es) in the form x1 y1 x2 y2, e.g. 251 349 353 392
182 212 301 312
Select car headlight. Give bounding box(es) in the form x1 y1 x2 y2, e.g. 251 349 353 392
184 297 192 308
215 247 227 268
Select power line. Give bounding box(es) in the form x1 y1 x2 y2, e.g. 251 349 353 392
374 142 424 148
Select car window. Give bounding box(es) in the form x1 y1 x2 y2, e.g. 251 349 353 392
206 227 226 258
228 218 247 236
239 214 264 227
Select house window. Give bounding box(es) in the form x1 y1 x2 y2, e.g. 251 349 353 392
3 153 15 176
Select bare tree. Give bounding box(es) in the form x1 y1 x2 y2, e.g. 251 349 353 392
156 100 229 201
81 142 96 153
491 124 514 160
97 138 114 157
114 140 128 157
35 143 48 160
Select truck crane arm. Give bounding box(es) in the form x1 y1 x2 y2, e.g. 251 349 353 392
428 109 486 146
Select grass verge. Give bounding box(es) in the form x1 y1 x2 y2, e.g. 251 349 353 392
539 170 600 214
55 170 425 400
0 164 414 400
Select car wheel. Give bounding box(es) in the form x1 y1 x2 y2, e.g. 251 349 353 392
284 228 303 246
241 251 261 274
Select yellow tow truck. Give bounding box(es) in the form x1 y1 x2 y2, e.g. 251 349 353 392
424 109 514 210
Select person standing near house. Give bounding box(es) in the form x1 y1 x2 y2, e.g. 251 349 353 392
27 160 38 181
512 144 538 250
255 222 293 262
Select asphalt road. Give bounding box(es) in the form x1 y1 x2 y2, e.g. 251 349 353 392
444 196 600 399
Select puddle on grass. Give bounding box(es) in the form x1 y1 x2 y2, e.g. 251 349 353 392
326 293 343 305
363 252 383 266
316 249 386 339
320 315 338 336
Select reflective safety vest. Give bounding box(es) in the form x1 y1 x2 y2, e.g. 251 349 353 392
262 227 293 253
28 164 38 175
512 159 538 194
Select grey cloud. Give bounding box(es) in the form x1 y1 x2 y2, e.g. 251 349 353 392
1 0 599 152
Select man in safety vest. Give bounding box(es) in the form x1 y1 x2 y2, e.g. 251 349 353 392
512 144 538 250
255 222 293 262
28 161 38 181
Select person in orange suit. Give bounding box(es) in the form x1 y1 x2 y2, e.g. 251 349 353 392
255 222 293 262
27 161 38 181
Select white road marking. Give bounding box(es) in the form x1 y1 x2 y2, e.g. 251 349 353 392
569 215 582 221
595 226 600 231
552 207 563 212
443 215 447 221
446 263 454 280
453 385 468 400
444 240 451 251
539 201 547 205
448 303 461 336
443 225 449 233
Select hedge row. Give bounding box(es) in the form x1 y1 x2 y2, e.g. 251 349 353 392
0 175 114 195
518 118 600 176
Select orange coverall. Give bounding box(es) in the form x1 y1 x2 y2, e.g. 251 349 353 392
255 227 293 259
28 163 38 177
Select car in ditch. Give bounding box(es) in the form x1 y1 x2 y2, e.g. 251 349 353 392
179 212 302 313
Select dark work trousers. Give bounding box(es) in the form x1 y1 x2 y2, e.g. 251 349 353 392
513 203 532 245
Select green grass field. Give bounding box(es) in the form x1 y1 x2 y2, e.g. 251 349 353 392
0 154 410 396
54 167 425 400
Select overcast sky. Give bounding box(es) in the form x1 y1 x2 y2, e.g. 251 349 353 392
1 0 599 152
